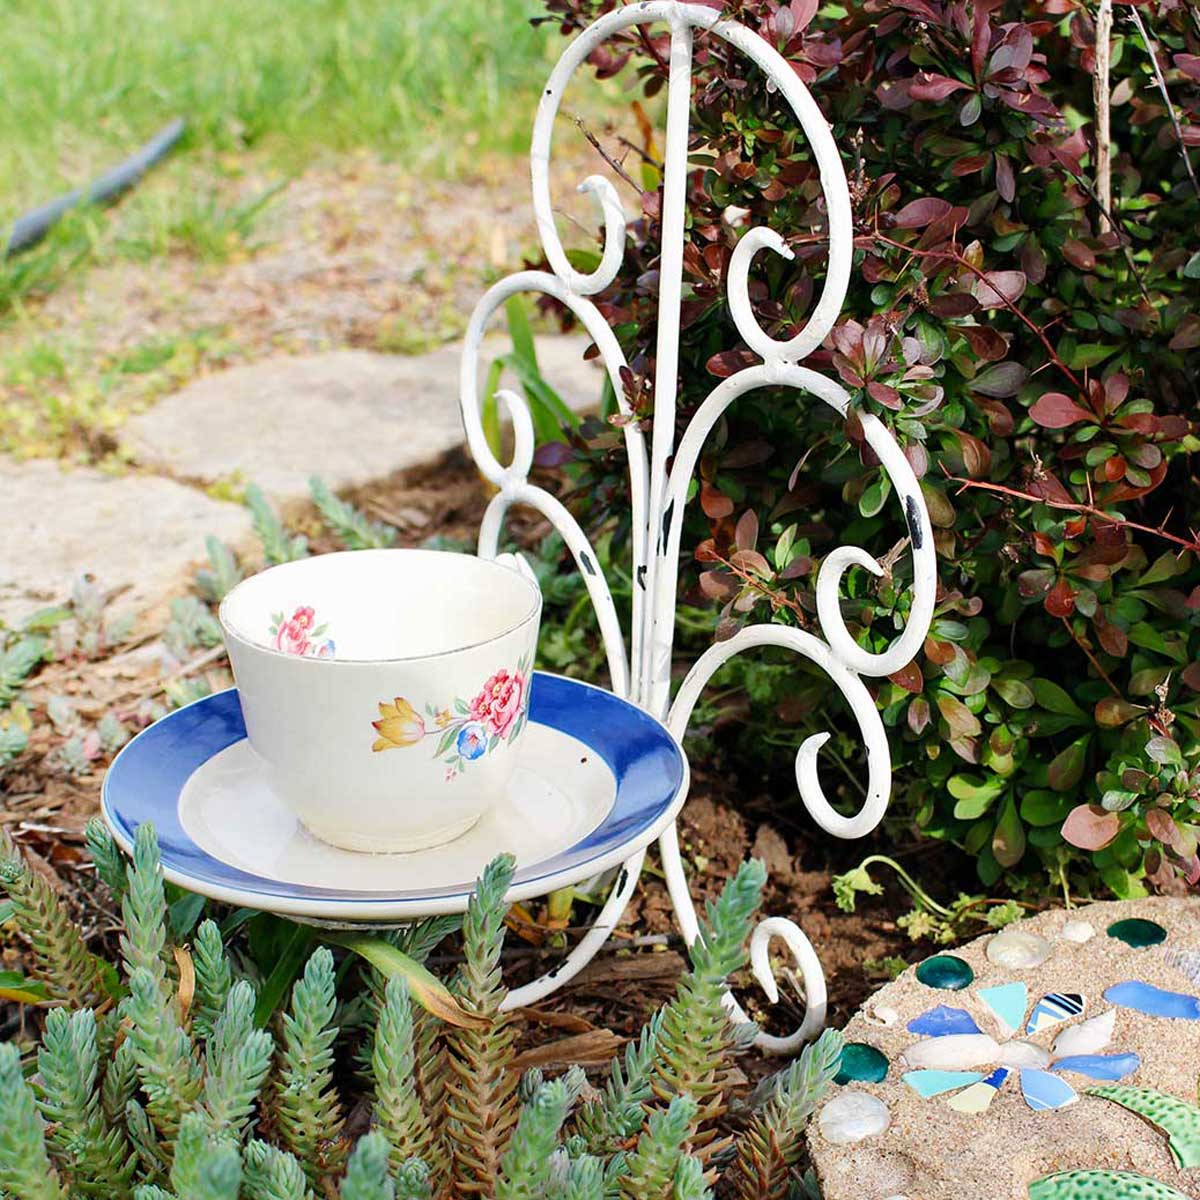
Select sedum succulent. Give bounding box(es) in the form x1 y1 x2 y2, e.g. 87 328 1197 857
0 820 842 1198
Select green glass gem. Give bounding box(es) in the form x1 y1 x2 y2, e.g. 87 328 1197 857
915 954 974 991
834 1042 889 1085
1107 918 1167 949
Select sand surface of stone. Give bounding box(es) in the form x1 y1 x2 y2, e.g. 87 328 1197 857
120 334 601 500
0 458 250 625
808 898 1200 1200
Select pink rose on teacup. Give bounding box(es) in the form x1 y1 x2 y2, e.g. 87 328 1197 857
274 606 316 656
468 669 525 739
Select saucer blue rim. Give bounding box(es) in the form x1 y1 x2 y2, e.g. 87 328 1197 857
102 672 685 907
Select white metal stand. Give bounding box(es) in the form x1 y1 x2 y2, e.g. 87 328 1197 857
459 1 936 1053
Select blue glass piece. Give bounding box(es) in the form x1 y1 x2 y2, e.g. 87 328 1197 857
1105 981 1200 1021
979 982 1027 1034
1026 992 1084 1034
906 1005 981 1037
1021 1067 1079 1111
901 1069 986 1098
1053 1052 1140 1081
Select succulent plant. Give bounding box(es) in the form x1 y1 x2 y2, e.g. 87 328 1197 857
0 820 842 1198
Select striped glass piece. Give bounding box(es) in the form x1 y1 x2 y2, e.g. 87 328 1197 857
1026 992 1084 1034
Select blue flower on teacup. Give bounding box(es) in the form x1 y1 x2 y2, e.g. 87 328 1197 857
456 723 488 762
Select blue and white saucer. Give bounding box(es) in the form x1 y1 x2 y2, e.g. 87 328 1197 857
102 673 687 922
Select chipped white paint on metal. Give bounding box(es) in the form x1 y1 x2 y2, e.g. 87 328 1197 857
460 1 935 1052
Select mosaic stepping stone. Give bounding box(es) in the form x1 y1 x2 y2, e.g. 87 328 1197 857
1089 1086 1200 1169
1029 1170 1190 1199
915 953 973 990
809 898 1200 1200
1104 981 1200 1021
1108 918 1168 949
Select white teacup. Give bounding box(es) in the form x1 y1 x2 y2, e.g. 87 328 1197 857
218 549 542 853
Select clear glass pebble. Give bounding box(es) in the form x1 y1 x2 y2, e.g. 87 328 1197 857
987 926 1052 969
1060 920 1095 944
818 1091 891 1145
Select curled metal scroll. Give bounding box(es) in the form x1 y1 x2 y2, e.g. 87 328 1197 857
460 2 935 1049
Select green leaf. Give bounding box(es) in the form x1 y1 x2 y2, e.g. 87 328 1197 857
0 969 50 1004
1020 790 1073 827
948 774 1006 820
858 473 891 518
324 933 488 1030
1047 735 1091 791
1031 679 1088 720
1138 550 1191 586
992 794 1026 868
20 606 71 633
1146 737 1183 768
253 922 317 1027
505 294 537 366
481 358 505 462
169 890 207 938
1065 343 1117 369
993 677 1035 709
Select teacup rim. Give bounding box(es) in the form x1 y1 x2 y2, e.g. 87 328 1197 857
217 547 542 666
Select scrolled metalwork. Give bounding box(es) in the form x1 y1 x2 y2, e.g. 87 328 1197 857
461 1 935 1050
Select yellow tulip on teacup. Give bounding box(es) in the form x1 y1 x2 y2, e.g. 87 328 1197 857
218 549 541 853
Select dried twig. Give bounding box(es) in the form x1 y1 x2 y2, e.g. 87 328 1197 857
571 115 641 192
615 132 663 171
1127 6 1200 200
1060 616 1121 698
1093 0 1114 233
941 467 1200 555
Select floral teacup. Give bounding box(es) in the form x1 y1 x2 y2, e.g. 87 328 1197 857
218 549 542 852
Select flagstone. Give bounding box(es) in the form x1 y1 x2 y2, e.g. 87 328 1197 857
0 457 250 626
120 334 601 502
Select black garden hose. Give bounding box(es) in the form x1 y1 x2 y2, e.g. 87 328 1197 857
4 117 187 257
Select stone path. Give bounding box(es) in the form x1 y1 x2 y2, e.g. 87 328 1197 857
0 333 599 626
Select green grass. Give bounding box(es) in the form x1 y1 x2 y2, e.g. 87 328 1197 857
0 0 555 227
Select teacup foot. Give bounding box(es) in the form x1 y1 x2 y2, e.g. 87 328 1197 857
300 813 482 854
